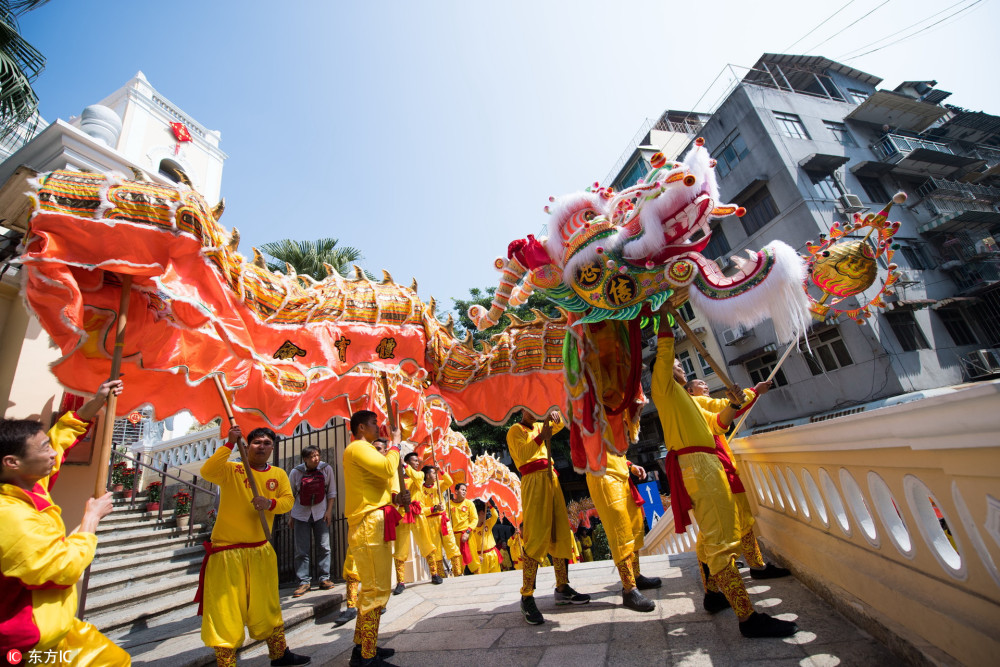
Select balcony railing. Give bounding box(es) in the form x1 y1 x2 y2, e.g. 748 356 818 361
871 133 954 162
916 177 1000 204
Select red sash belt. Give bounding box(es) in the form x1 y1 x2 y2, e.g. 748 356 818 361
459 532 473 565
518 459 553 476
194 540 267 615
400 501 421 525
627 476 646 507
664 440 745 535
382 504 403 541
428 512 449 536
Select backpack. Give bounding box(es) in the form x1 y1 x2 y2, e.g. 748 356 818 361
297 463 328 506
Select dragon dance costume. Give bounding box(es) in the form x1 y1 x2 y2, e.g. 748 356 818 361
197 441 295 666
469 508 502 574
413 470 461 578
392 465 426 587
585 451 648 591
0 412 130 665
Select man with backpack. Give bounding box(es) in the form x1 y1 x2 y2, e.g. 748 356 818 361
289 445 337 597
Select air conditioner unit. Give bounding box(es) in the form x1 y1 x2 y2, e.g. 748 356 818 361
961 349 1000 379
721 325 752 345
896 270 915 284
714 255 732 271
837 193 866 213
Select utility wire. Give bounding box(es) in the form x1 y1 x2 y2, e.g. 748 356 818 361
784 0 859 52
804 0 892 54
836 0 978 59
843 0 985 60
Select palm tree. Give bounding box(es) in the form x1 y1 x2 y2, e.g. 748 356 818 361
259 237 366 282
0 1 49 141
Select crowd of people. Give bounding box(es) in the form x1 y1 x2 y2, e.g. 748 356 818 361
0 303 798 666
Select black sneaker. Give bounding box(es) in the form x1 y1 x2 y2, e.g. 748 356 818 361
332 606 358 627
392 582 405 596
635 574 662 590
349 644 396 666
703 591 730 614
621 587 655 612
271 648 311 666
739 611 798 638
430 574 443 585
749 563 792 580
520 595 545 625
553 584 591 605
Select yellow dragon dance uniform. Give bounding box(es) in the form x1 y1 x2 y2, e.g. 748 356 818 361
469 508 501 574
0 412 130 665
343 437 400 660
197 441 294 660
585 451 647 588
507 416 574 595
413 470 461 576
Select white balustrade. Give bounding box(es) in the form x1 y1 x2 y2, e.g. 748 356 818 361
144 426 225 471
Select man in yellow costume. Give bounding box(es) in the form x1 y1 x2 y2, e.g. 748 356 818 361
197 425 310 667
585 450 661 612
0 380 130 665
392 451 427 595
343 410 408 667
468 499 502 574
450 482 477 574
684 378 790 612
507 409 590 625
414 465 461 579
651 302 797 638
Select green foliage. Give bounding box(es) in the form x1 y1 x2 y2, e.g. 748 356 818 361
0 1 48 142
590 522 611 561
172 490 192 516
259 237 366 283
145 481 162 503
450 286 560 348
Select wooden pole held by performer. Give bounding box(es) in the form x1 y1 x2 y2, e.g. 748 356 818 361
668 306 738 392
212 375 272 541
94 275 132 498
378 372 409 494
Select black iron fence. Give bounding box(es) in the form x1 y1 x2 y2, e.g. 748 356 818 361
270 419 351 584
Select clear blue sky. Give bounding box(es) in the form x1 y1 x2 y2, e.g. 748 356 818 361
22 0 1000 313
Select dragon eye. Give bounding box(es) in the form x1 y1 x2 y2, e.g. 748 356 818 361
583 211 596 221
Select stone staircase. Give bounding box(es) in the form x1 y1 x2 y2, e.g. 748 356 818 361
87 492 344 666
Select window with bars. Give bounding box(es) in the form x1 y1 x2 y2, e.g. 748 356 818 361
773 111 810 139
802 328 854 375
698 352 715 376
711 131 750 178
614 155 649 191
702 225 731 262
810 173 844 200
678 350 696 382
676 302 695 322
938 309 978 346
745 352 788 387
847 88 870 104
885 311 930 351
740 186 778 236
898 243 934 270
823 120 857 147
857 176 890 204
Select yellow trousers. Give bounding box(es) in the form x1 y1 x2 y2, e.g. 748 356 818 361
471 549 501 574
348 510 392 617
201 543 283 650
521 470 574 562
696 490 755 566
40 619 131 666
343 550 358 581
393 521 413 562
680 452 741 575
586 472 645 563
428 516 460 561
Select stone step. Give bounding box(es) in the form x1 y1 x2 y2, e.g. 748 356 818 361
95 521 202 546
93 527 209 559
109 587 344 667
87 552 203 597
85 571 203 623
91 543 205 576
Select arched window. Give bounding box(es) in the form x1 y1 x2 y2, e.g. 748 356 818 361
158 158 190 185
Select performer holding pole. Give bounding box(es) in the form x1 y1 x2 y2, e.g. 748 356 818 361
197 384 309 666
651 301 798 638
507 409 590 625
1 380 129 664
94 275 132 496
